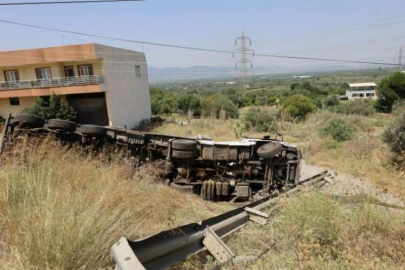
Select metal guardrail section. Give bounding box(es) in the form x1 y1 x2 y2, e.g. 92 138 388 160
0 75 103 91
111 171 328 270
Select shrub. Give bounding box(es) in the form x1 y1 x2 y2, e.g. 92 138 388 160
176 94 201 117
242 108 278 132
375 72 405 113
319 118 355 142
383 112 405 154
23 93 76 121
202 95 238 119
333 99 375 116
0 115 5 125
282 94 316 120
322 95 340 108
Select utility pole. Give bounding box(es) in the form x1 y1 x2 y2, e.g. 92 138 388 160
394 46 403 70
234 31 254 90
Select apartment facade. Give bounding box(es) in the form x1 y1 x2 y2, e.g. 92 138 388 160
346 82 378 100
0 43 151 128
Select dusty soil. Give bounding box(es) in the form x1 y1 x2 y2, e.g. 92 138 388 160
300 160 405 207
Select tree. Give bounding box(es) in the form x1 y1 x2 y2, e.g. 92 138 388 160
375 72 405 113
23 93 76 121
282 94 316 120
176 94 201 117
290 82 300 91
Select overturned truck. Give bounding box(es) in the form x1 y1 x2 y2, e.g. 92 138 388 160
0 114 302 201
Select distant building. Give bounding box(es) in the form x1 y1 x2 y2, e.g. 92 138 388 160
226 82 236 85
0 44 151 128
346 83 377 100
293 75 311 79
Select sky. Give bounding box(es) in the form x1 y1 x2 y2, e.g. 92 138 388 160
1 0 405 71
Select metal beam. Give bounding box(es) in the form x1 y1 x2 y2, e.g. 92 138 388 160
111 171 328 270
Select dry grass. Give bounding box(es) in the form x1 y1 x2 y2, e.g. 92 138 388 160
0 137 231 270
177 193 405 269
229 193 405 270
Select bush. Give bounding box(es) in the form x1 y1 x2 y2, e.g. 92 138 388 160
0 116 5 125
176 94 201 117
23 93 76 121
319 118 355 142
383 112 405 154
202 95 238 119
333 99 375 116
282 94 316 120
375 72 405 113
322 95 340 108
242 108 278 132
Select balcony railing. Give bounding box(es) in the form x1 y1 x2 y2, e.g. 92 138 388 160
0 75 104 91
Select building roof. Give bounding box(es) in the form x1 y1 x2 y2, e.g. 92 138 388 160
0 44 99 68
348 82 377 87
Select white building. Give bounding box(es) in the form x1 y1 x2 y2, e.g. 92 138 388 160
346 83 377 100
293 75 311 79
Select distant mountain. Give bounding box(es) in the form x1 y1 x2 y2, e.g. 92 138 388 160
147 65 365 83
147 65 281 83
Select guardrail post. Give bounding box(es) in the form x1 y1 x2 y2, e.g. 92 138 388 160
203 226 235 263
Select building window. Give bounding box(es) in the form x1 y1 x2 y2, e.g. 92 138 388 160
78 65 94 77
366 93 375 97
36 68 52 80
4 70 19 82
135 65 141 78
64 66 75 78
9 97 20 106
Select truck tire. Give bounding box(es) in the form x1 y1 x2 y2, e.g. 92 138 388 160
80 125 107 137
172 149 197 159
14 114 45 128
48 119 76 132
171 139 197 151
257 142 283 159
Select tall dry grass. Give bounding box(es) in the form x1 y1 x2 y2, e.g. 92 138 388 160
0 137 231 270
225 194 405 270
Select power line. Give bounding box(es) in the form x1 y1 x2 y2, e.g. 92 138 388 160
0 19 403 68
255 13 405 45
0 0 142 6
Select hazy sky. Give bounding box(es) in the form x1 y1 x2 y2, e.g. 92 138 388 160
1 0 405 70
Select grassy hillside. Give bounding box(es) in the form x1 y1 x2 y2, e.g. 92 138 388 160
0 138 232 270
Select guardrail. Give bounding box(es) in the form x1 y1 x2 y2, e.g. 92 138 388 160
0 75 104 91
111 171 331 270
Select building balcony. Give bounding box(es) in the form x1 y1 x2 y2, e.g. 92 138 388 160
0 75 104 91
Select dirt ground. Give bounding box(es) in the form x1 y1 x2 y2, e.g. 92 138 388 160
300 160 405 207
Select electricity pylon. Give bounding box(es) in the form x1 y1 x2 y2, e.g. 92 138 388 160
234 31 254 90
394 46 403 70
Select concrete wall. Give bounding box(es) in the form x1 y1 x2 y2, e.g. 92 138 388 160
0 97 36 118
95 44 151 129
345 89 377 100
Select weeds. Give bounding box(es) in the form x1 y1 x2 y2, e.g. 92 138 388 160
0 138 231 270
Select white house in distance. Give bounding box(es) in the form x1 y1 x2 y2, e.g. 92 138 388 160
346 82 377 100
0 43 151 128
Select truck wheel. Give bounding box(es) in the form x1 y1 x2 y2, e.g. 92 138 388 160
48 119 76 132
80 125 107 137
171 139 197 151
14 114 45 128
172 149 197 159
257 142 283 159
